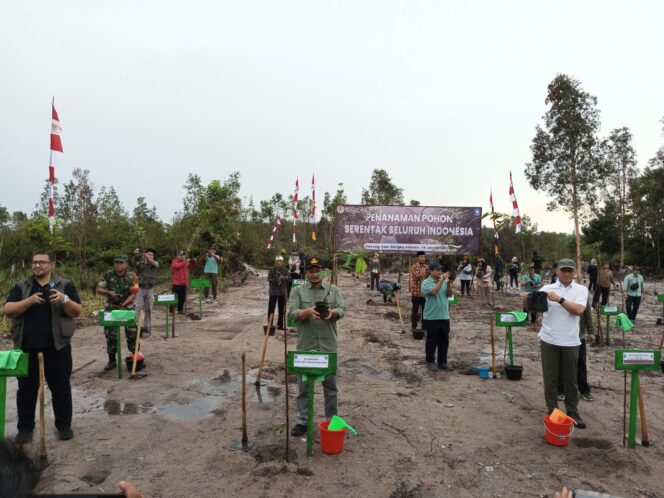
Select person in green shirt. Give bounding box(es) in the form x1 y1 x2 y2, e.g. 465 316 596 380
421 262 454 370
287 256 346 437
623 266 645 321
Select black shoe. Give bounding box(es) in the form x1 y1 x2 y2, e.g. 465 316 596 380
15 431 33 444
438 363 448 370
580 392 594 402
104 360 117 371
567 411 587 429
58 428 74 441
291 424 307 437
142 329 151 338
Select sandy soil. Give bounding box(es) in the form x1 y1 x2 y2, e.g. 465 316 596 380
3 271 664 498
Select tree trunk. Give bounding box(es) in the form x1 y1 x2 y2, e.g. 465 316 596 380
619 159 626 267
571 160 582 282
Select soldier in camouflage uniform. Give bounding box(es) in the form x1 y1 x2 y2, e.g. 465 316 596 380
95 255 137 371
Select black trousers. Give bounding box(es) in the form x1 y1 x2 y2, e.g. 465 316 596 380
509 272 518 288
172 284 187 313
557 338 590 395
460 280 470 295
424 319 450 366
17 345 73 432
592 286 610 306
370 272 380 290
411 296 426 329
588 277 597 293
268 295 286 329
625 295 641 320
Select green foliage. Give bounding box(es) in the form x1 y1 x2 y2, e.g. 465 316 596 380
361 169 404 206
525 74 610 272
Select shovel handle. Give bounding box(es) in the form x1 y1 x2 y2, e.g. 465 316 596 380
131 310 145 377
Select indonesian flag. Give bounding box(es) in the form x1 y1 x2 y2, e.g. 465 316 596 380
509 171 522 234
292 178 299 243
267 217 281 249
311 175 316 241
49 101 63 232
490 189 499 254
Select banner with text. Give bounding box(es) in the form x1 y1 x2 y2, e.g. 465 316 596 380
335 205 482 254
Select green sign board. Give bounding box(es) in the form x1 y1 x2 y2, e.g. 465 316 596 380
615 349 661 372
0 350 29 439
448 293 458 305
287 350 337 377
154 293 178 306
600 304 621 316
98 310 136 327
190 278 210 289
658 294 664 303
495 312 528 327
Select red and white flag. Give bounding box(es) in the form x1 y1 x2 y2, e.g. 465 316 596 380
49 101 63 232
267 217 281 249
509 171 522 234
292 178 299 243
311 175 316 241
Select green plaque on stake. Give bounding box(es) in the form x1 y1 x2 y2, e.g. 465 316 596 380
600 305 621 316
287 350 337 456
0 350 29 439
155 293 178 338
615 349 661 449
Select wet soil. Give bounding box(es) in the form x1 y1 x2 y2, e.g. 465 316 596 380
3 271 664 497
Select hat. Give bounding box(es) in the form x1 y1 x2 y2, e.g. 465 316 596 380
114 255 128 262
275 256 284 261
511 257 517 262
305 256 323 269
429 262 443 271
177 250 186 256
557 258 575 270
416 251 425 256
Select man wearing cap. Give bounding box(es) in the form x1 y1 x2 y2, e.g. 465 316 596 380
288 256 346 437
4 249 82 443
421 262 454 370
623 266 645 322
132 248 158 336
267 255 290 330
96 256 137 372
409 251 429 333
538 258 589 428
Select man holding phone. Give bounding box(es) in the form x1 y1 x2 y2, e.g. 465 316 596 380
4 250 82 444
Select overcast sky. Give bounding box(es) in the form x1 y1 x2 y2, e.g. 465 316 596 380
1 0 662 233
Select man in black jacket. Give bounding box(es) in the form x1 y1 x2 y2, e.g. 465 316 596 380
4 250 82 443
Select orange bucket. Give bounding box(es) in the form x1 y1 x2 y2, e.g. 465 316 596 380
319 420 346 455
543 414 574 446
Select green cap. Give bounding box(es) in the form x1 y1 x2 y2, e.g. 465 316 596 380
114 255 128 262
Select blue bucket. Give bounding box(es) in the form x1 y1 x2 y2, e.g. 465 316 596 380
479 367 489 379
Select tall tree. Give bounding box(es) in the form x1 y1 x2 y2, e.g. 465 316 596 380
361 169 404 206
525 74 609 277
602 127 637 266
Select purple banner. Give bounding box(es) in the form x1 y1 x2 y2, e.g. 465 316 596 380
335 205 482 255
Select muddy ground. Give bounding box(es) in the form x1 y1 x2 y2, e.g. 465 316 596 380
3 270 664 498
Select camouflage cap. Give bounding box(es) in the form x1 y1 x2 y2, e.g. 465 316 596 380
305 256 323 269
114 255 128 262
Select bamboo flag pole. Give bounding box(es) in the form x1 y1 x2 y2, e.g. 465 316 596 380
282 278 290 462
637 383 650 447
490 317 497 378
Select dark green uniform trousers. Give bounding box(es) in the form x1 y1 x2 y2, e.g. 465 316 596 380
540 340 579 413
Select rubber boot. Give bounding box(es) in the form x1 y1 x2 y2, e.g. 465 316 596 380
104 353 117 371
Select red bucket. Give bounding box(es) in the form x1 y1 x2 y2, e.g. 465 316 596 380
319 420 346 455
543 414 574 446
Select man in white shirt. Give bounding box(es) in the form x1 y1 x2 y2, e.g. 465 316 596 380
538 258 589 428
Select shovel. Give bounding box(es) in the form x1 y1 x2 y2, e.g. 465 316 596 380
130 310 147 380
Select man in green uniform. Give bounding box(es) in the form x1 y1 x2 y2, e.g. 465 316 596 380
288 256 346 437
96 255 137 371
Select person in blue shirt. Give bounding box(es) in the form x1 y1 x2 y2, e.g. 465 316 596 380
421 262 454 370
520 264 543 323
201 247 223 302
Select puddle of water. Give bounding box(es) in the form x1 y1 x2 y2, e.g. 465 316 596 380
155 396 225 422
340 357 392 380
103 399 152 416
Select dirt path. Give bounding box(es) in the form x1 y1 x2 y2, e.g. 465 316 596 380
3 271 664 497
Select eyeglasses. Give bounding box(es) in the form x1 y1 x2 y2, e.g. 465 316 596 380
31 260 51 266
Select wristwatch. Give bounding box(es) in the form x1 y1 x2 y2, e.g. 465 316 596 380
558 297 565 305
63 294 70 304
